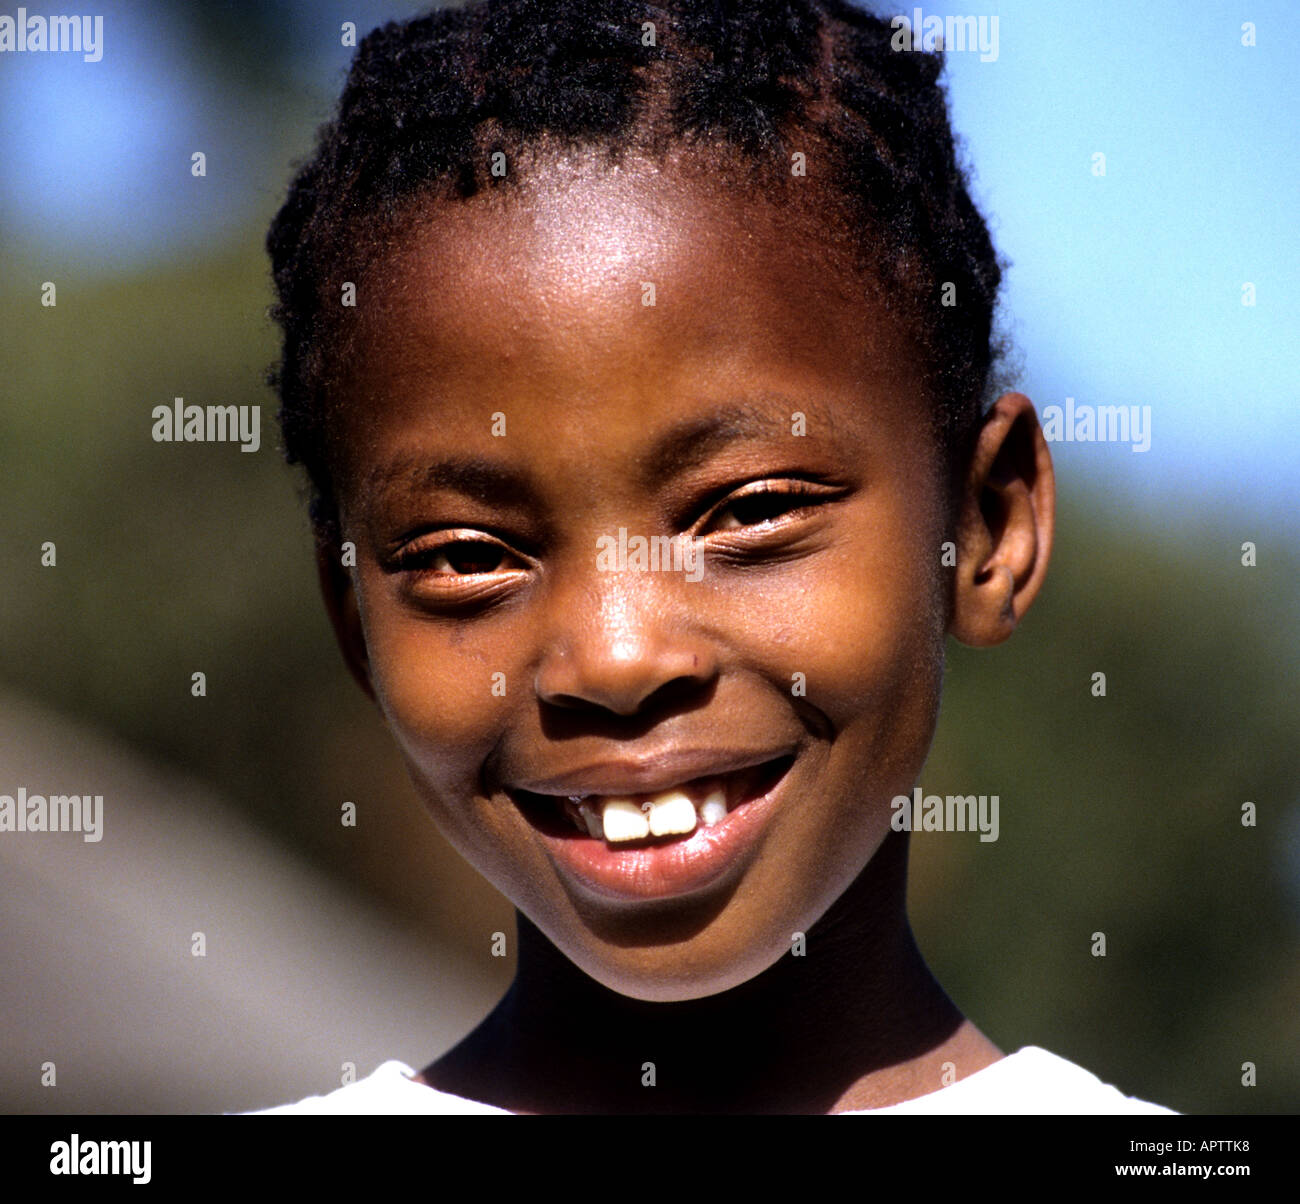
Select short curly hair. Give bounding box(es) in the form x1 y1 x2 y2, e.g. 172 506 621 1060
267 0 1008 537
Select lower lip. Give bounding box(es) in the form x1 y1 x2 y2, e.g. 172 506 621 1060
530 763 791 901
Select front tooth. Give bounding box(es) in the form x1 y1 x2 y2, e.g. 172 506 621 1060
601 798 650 842
642 790 697 837
699 789 727 827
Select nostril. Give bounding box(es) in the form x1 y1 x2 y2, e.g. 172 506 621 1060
536 675 720 743
639 673 714 714
535 645 718 719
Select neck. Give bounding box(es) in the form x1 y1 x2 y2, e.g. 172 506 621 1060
422 833 1000 1113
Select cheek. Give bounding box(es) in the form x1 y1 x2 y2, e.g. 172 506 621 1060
353 580 518 788
820 549 944 730
716 520 945 736
812 481 947 718
351 587 563 907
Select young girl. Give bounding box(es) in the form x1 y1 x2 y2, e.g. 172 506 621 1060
255 0 1171 1114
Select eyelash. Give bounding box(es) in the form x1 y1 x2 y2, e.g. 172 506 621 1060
391 534 525 577
700 480 826 532
391 479 836 581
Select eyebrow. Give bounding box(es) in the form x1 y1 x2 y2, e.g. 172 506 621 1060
362 402 798 514
363 455 544 513
638 405 791 487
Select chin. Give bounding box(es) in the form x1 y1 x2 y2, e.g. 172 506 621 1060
554 915 790 1003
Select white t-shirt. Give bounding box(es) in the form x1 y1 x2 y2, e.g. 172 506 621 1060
247 1047 1175 1115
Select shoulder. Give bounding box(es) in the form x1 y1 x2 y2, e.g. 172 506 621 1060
844 1047 1177 1115
239 1061 514 1115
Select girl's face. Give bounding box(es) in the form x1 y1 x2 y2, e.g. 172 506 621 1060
324 153 951 1001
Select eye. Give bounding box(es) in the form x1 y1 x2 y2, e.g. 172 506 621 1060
428 541 510 575
393 533 527 578
701 481 831 533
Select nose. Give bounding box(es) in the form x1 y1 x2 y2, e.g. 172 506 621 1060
534 573 717 718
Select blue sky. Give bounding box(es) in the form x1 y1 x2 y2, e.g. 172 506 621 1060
2 0 1296 524
931 0 1300 526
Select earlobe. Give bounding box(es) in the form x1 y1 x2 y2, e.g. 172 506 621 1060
948 392 1056 648
316 538 376 701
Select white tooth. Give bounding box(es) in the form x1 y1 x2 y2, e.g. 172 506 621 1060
601 798 650 842
579 800 604 839
699 789 727 827
642 790 697 837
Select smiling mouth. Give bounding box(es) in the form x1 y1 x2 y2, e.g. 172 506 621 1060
509 756 795 845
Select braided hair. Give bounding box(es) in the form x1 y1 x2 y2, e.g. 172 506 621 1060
267 0 1008 536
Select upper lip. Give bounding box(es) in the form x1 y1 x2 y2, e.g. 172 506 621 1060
507 748 793 799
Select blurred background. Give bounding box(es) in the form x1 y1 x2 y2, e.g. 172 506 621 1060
1 0 1296 1114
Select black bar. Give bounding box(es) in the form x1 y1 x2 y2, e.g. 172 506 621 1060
5 1113 1290 1191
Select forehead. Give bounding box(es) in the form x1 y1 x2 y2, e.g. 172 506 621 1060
330 150 929 483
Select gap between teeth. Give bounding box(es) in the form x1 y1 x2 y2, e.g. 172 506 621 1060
564 788 728 842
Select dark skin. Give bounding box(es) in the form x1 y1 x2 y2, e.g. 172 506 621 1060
315 150 1054 1113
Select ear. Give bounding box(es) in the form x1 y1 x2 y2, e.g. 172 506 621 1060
948 392 1056 647
316 535 376 701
